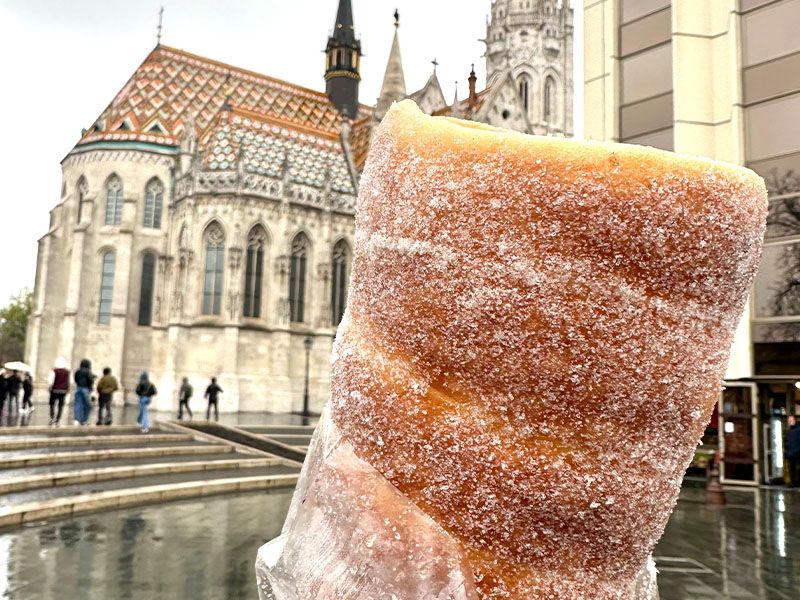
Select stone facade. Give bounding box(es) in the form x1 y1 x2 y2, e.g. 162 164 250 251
483 0 574 135
26 45 363 414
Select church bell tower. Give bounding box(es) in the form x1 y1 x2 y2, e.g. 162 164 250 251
325 0 362 120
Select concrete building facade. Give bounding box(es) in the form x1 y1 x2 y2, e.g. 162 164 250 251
583 0 800 484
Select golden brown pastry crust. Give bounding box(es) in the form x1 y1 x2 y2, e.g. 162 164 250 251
330 100 767 598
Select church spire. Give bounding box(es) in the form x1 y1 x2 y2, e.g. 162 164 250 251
325 0 362 120
374 9 407 122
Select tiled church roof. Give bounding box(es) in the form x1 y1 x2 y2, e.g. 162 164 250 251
77 45 373 155
202 108 356 195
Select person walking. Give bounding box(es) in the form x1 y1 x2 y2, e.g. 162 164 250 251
0 370 7 420
95 367 119 426
178 377 193 421
73 359 95 426
21 373 33 414
48 357 70 426
6 371 21 414
786 415 800 488
204 377 223 422
135 372 157 434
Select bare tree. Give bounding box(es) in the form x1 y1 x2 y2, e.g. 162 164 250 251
761 169 800 342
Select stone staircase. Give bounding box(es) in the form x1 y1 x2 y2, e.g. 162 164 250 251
0 423 302 530
239 424 316 453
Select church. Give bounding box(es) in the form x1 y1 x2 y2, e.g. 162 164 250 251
26 0 573 413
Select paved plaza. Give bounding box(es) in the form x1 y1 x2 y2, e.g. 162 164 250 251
0 483 796 599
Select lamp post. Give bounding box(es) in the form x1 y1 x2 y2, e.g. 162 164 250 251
302 335 313 418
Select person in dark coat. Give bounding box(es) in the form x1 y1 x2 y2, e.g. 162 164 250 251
0 371 7 419
135 372 157 434
178 377 193 420
95 367 119 426
21 373 33 414
204 377 223 422
6 371 21 414
73 359 95 426
48 357 70 426
786 415 800 488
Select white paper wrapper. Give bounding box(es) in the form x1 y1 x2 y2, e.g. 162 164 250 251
255 406 659 600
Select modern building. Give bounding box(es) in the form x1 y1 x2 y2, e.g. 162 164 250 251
584 0 800 485
27 0 575 414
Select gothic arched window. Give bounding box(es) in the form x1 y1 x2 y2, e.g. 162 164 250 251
76 177 88 224
243 226 267 318
143 178 164 229
104 175 123 226
289 233 309 323
518 75 531 112
544 76 557 124
98 251 116 324
202 222 225 316
331 239 350 327
138 252 157 326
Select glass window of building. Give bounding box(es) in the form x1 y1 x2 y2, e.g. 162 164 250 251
202 222 225 316
331 239 350 326
143 178 164 229
98 251 116 324
289 233 309 323
104 175 123 226
138 252 156 326
243 226 267 318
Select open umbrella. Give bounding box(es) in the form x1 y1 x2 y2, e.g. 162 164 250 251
3 361 31 372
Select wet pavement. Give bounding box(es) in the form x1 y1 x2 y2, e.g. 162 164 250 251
0 490 293 599
0 480 797 599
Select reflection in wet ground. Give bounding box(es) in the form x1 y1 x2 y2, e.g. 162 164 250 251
0 490 293 600
655 487 800 599
0 486 797 598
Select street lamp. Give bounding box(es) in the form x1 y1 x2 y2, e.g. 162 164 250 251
302 335 313 418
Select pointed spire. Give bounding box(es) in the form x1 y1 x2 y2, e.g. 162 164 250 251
325 0 362 119
453 81 459 108
468 64 478 107
374 10 407 121
334 0 356 42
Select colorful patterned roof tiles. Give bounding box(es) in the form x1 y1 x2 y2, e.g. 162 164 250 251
201 109 356 195
78 45 374 151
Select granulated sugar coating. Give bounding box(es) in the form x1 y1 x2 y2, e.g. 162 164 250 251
256 100 767 599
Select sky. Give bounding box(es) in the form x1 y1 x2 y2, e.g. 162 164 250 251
0 0 583 305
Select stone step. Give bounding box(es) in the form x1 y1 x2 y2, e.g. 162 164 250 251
260 434 313 446
0 463 301 507
242 425 316 435
0 474 299 530
0 433 193 451
0 425 147 437
0 444 233 470
0 439 206 459
0 457 289 495
0 452 259 480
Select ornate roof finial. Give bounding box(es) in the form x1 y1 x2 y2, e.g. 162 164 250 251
156 6 164 46
394 8 400 28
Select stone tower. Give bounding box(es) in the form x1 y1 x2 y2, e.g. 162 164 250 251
325 0 362 119
483 0 573 135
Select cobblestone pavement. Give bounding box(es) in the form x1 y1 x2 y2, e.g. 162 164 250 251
0 486 798 598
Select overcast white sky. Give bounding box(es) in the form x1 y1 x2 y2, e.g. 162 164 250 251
0 0 583 305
